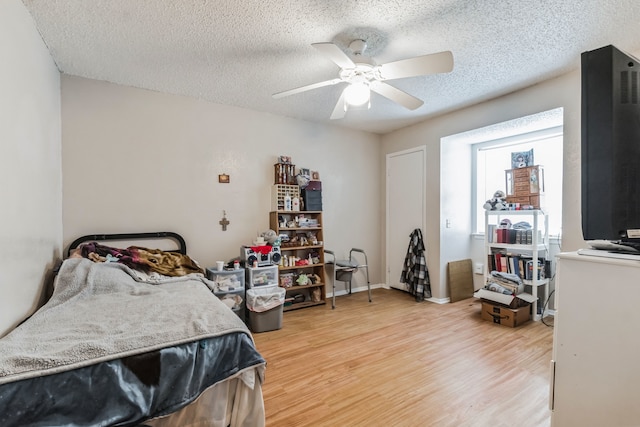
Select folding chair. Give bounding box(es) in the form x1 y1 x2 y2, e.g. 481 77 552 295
324 248 371 309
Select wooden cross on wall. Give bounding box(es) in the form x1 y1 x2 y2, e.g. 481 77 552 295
219 210 230 231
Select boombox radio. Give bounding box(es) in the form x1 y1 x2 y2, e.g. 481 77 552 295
240 246 281 267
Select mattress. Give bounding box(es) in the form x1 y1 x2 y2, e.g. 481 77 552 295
0 254 266 426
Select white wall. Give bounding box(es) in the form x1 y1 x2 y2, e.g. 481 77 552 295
440 137 473 293
0 0 62 336
3 0 612 326
381 71 582 301
61 76 383 284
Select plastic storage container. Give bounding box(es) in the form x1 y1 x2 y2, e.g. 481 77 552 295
206 267 245 322
246 285 285 332
246 265 279 288
206 268 245 292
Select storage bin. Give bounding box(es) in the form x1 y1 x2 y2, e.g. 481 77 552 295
247 286 285 333
215 289 245 311
246 265 279 288
301 189 322 211
246 286 285 311
249 304 284 333
206 267 246 323
206 268 244 292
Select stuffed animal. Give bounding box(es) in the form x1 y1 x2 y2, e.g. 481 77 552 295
296 173 310 189
483 190 508 211
260 229 279 245
308 273 322 284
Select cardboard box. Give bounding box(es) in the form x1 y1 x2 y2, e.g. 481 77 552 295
474 288 536 308
480 301 530 327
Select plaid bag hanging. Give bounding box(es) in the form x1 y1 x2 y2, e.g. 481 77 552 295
400 228 431 301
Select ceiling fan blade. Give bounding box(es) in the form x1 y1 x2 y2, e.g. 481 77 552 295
312 42 356 69
377 50 453 80
370 81 424 110
330 88 347 120
272 78 342 99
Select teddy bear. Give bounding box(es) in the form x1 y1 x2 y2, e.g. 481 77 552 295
308 273 322 284
483 190 508 211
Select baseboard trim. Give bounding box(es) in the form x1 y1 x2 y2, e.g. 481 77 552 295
328 284 450 304
426 297 450 304
383 284 450 304
327 283 384 298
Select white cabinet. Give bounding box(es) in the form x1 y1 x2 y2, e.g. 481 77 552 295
484 210 550 320
550 252 640 426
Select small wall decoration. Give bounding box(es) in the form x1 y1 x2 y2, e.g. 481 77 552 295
219 210 230 231
311 170 320 180
218 174 230 183
511 149 534 169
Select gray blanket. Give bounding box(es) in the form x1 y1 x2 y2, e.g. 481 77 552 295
0 258 249 385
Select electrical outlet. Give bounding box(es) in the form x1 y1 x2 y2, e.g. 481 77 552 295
474 262 484 274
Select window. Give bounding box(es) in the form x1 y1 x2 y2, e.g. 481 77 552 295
473 128 563 235
471 109 564 236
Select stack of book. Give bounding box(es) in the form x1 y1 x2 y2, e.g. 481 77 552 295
487 251 550 281
487 225 538 244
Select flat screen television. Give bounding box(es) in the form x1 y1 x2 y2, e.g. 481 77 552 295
582 44 640 243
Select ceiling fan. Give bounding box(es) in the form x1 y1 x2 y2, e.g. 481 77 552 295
272 40 454 120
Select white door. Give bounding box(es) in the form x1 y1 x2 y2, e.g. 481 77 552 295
386 147 426 290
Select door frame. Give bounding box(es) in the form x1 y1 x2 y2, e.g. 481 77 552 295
385 145 427 289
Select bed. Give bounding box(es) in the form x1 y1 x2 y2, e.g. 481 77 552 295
0 232 266 427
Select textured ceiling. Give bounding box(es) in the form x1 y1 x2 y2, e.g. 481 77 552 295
21 0 640 134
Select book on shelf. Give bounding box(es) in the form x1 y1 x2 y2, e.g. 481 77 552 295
511 255 521 277
488 250 546 280
487 224 496 243
494 228 535 244
490 228 542 245
524 258 546 280
487 251 497 273
500 254 508 272
497 228 516 244
545 259 552 279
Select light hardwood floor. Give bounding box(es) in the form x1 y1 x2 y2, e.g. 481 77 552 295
252 288 554 427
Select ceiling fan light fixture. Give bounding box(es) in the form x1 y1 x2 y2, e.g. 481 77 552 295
273 40 454 119
344 82 370 106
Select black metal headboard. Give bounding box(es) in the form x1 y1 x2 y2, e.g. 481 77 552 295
66 232 187 257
